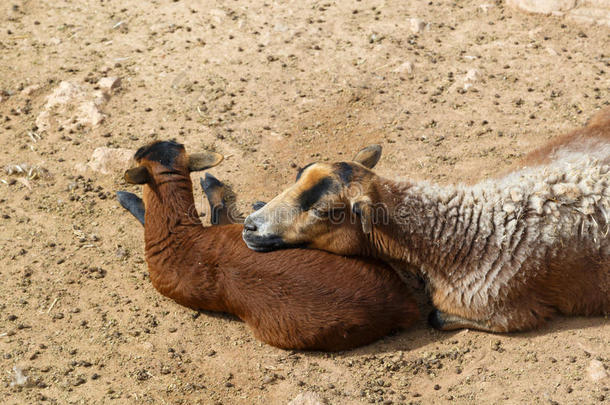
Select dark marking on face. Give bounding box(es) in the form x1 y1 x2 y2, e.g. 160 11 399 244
297 177 336 211
295 162 315 181
135 140 184 168
336 162 353 184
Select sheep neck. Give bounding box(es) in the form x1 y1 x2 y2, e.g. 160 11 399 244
142 173 226 310
365 155 608 307
365 177 504 295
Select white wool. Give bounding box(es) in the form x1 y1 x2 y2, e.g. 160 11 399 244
397 143 609 311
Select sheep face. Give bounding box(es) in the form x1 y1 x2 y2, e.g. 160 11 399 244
123 141 223 185
243 145 382 255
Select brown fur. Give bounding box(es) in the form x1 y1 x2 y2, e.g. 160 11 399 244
243 108 610 332
125 142 419 351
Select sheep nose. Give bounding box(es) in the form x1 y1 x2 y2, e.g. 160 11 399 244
243 218 258 232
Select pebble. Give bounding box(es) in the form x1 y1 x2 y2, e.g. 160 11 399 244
288 391 323 405
506 0 576 14
98 76 121 92
479 3 496 13
73 376 86 386
587 359 608 382
465 69 480 83
409 18 428 33
21 84 40 96
392 61 414 74
262 375 276 384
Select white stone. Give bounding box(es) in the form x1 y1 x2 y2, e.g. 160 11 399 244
465 69 480 82
79 101 105 127
288 391 323 405
45 81 85 108
22 84 40 96
567 6 610 26
392 61 414 74
87 147 134 175
9 366 28 387
480 3 496 13
98 76 121 91
36 81 109 132
587 359 608 382
409 18 427 33
507 0 577 14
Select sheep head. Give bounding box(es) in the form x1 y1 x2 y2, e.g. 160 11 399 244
242 145 382 255
124 140 224 185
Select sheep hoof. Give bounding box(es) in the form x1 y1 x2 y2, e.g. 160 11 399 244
252 201 267 211
428 309 473 331
116 191 145 226
428 309 447 330
428 309 495 332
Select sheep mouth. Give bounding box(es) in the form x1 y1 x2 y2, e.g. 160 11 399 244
242 231 299 252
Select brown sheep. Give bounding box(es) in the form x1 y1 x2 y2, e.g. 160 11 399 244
243 108 610 333
117 140 419 351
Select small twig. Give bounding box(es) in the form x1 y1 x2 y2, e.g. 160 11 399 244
374 61 394 72
46 298 58 314
113 21 125 29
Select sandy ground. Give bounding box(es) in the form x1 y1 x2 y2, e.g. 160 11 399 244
1 0 608 404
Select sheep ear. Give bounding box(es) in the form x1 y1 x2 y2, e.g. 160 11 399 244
353 145 382 169
124 167 150 184
188 152 224 172
352 199 374 234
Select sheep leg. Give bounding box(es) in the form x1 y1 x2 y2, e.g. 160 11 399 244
200 174 229 225
116 191 146 225
200 173 245 225
428 309 498 332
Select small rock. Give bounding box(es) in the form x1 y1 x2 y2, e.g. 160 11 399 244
506 0 576 14
409 18 428 33
79 101 105 126
262 375 276 385
392 61 414 74
73 376 86 386
288 391 323 405
587 359 608 382
465 69 480 82
22 84 40 96
36 81 108 132
135 369 151 381
10 366 29 387
86 147 134 175
480 3 496 13
98 77 121 92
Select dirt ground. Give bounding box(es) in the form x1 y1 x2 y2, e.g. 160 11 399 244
1 0 608 404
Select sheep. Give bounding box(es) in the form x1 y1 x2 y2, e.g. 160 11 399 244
117 140 419 351
243 108 610 333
